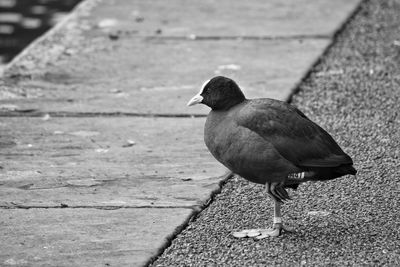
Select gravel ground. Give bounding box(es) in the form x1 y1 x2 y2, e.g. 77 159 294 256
152 0 400 266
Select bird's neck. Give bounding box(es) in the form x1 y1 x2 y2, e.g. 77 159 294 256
212 97 246 111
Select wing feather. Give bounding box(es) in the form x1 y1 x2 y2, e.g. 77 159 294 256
237 99 353 168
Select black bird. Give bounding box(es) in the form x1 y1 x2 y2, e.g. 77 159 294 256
187 76 356 239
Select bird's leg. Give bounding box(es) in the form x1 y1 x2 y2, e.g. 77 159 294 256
253 199 283 239
273 199 282 229
232 182 291 239
269 182 291 202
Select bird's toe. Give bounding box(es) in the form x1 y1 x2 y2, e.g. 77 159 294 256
232 225 292 239
232 229 262 238
254 224 294 239
254 228 281 239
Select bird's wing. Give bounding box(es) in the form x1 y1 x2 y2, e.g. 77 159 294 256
237 99 353 168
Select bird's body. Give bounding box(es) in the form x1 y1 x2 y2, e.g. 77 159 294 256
187 76 356 239
204 98 356 187
204 100 302 185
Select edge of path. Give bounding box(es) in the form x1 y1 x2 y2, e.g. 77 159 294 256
0 0 102 78
285 0 363 103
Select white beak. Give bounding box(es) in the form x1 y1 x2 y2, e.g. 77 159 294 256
187 94 204 106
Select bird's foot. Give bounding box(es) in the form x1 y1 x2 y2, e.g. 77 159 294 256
255 225 294 239
232 224 293 239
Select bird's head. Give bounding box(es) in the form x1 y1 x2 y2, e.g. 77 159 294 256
187 76 246 110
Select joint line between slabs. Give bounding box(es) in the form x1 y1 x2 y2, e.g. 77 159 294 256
144 34 331 41
0 205 199 210
0 112 207 118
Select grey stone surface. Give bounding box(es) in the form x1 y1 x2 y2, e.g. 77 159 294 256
0 208 192 267
0 117 226 208
2 38 328 114
1 0 360 115
88 0 360 37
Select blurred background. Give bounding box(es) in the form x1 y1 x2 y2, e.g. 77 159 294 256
0 0 82 64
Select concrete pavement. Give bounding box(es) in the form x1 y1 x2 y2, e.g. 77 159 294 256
0 0 360 266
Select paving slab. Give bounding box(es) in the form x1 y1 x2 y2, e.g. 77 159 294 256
0 117 226 207
1 0 360 115
2 38 328 115
0 208 191 267
90 0 360 38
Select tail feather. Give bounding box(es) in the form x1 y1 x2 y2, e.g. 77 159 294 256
308 164 357 181
336 164 357 175
284 164 356 190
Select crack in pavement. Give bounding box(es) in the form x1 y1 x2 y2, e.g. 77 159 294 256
0 111 207 118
